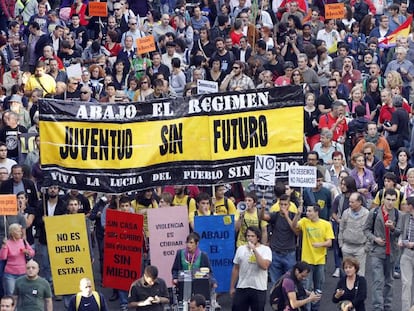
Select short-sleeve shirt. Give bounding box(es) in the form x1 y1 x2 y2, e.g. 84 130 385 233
14 276 52 311
298 217 335 265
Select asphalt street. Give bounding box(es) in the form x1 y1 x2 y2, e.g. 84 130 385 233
48 248 404 311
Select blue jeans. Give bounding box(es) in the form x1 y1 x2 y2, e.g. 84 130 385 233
0 259 6 297
37 243 52 287
304 264 325 311
331 221 342 269
371 255 394 311
119 290 128 306
269 250 296 285
3 273 24 295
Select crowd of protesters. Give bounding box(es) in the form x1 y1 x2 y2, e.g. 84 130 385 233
1 0 414 310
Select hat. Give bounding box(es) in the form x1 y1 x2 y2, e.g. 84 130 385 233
10 94 22 104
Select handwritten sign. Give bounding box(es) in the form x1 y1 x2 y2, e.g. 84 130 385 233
288 165 317 188
325 3 345 19
195 215 235 293
136 35 156 55
148 206 189 287
103 210 144 291
88 2 108 17
45 214 94 295
0 195 17 215
254 155 276 186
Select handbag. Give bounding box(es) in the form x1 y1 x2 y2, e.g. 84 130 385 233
23 240 33 262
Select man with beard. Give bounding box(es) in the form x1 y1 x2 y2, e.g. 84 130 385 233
172 185 196 216
220 60 254 91
24 61 56 97
34 185 66 298
210 37 235 74
352 122 392 168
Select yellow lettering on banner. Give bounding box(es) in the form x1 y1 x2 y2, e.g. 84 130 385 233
40 106 303 169
45 214 94 295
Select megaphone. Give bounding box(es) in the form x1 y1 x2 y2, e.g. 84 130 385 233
237 201 247 212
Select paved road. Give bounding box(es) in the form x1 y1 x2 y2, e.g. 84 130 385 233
49 247 403 311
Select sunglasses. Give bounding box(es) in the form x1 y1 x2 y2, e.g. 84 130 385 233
233 66 240 69
364 152 372 155
80 91 89 94
328 86 337 89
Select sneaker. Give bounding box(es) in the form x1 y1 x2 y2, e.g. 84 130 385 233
120 304 128 311
211 300 221 310
332 268 340 278
393 271 401 279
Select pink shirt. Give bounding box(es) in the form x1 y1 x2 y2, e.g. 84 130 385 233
0 239 35 275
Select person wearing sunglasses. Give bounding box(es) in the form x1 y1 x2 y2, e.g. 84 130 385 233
220 60 254 92
79 86 98 103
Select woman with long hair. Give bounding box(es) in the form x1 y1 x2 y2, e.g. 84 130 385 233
0 224 35 295
391 147 412 189
88 64 105 98
364 76 381 122
316 45 332 91
205 58 226 87
304 92 321 150
360 15 375 36
350 153 376 203
111 60 129 91
332 257 367 311
349 86 373 120
133 75 153 102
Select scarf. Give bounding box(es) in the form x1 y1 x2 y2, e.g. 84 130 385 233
364 133 379 144
184 247 200 266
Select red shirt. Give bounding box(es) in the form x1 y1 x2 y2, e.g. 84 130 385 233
318 112 348 142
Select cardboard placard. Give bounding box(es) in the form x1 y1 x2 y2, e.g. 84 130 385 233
325 3 345 19
148 206 189 287
254 155 276 186
103 210 144 291
136 35 156 55
45 214 94 295
0 195 17 215
88 2 108 17
288 165 317 188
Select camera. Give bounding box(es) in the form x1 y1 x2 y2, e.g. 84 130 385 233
384 121 392 127
237 201 247 212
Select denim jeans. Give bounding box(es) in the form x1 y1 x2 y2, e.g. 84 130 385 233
371 255 394 311
3 273 24 295
0 259 6 297
119 290 128 306
37 243 52 287
400 248 414 311
304 264 325 311
269 250 296 284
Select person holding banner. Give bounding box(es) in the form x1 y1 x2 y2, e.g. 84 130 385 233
128 265 169 311
230 225 272 311
0 224 34 295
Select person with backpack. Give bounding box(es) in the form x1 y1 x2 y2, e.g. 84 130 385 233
213 185 237 216
67 278 108 311
270 261 321 311
363 188 402 311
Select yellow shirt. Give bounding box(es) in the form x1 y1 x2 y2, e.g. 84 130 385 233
298 217 334 265
372 189 405 209
214 197 239 220
236 209 267 247
24 74 56 96
172 195 196 215
270 201 298 213
189 210 215 227
131 200 158 236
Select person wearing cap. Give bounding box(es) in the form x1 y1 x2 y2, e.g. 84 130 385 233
275 61 295 86
161 41 182 72
9 94 31 129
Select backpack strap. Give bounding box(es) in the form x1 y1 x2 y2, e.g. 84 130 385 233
76 291 101 310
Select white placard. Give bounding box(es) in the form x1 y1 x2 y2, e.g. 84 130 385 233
288 165 317 188
66 63 82 79
197 79 218 94
254 155 276 186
